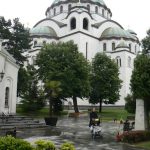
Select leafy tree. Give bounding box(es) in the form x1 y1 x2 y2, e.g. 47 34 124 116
124 94 136 113
89 53 122 112
36 41 90 113
20 65 45 112
130 54 150 129
0 16 31 97
142 29 150 54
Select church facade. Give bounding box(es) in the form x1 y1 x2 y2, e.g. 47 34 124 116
27 0 140 105
0 40 19 114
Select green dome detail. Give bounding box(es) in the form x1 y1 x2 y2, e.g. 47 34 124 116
127 29 137 35
30 26 57 37
101 27 136 40
116 40 129 49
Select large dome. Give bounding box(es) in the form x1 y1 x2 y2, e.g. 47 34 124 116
30 26 57 37
52 0 106 6
100 27 137 40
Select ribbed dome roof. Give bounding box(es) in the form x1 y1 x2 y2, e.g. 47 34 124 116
127 29 137 35
101 27 136 40
52 0 106 6
30 26 57 37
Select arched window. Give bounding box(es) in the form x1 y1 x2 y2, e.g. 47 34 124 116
83 18 88 30
68 4 71 12
95 6 98 13
70 18 76 30
116 56 121 67
60 5 63 13
112 42 115 51
5 87 9 107
87 5 90 12
43 41 46 45
54 8 56 16
34 41 37 47
129 44 131 51
103 43 107 51
128 56 131 68
102 9 104 17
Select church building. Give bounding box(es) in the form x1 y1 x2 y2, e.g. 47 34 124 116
0 39 19 114
27 0 140 105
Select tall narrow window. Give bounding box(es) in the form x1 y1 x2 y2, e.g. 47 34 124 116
95 6 98 13
70 18 76 30
103 43 106 51
83 18 88 30
68 4 71 12
5 87 9 107
60 6 63 13
135 45 137 53
34 41 37 47
102 9 104 17
87 5 90 12
32 56 36 65
116 56 121 67
112 42 115 51
86 42 88 59
128 56 131 68
129 44 131 51
54 8 56 16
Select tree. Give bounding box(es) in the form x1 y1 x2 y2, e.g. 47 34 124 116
124 94 136 113
0 17 31 64
130 54 150 129
89 53 122 112
45 81 62 116
36 41 90 113
0 16 31 96
20 65 45 112
142 29 150 54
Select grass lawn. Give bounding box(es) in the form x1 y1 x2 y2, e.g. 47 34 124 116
17 106 133 121
99 107 134 122
135 141 150 150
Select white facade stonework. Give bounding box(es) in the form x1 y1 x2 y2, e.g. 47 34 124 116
26 0 140 105
0 40 19 114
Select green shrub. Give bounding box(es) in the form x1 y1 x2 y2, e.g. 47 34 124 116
35 139 56 150
0 136 34 150
119 131 150 143
60 142 75 150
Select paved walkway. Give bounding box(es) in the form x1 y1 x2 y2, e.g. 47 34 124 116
23 116 146 150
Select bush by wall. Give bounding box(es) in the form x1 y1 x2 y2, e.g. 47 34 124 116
117 131 150 143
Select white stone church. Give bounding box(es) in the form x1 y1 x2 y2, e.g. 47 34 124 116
26 0 140 105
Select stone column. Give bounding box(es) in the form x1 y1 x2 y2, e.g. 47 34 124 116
135 99 146 130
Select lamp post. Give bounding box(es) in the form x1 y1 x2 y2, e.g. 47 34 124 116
0 70 5 82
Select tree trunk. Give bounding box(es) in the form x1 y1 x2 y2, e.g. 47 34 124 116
49 97 53 116
99 99 102 113
73 96 79 113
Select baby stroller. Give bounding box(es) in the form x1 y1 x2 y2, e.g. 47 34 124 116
90 118 102 139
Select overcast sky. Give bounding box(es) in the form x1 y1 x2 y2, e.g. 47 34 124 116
0 0 149 40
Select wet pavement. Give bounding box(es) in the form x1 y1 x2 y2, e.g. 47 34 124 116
18 116 145 150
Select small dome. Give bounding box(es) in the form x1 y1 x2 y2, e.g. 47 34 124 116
100 27 137 40
30 26 57 37
92 0 106 5
116 40 129 49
